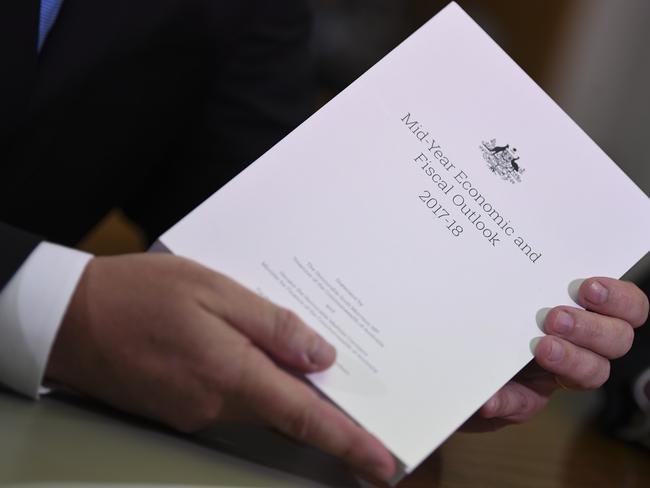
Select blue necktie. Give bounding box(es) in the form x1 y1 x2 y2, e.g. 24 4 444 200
38 0 64 52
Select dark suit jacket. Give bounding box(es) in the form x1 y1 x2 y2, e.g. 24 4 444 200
0 0 314 289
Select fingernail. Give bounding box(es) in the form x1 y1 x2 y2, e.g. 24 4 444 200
552 310 574 335
568 279 584 304
308 338 336 367
585 280 609 305
547 339 564 362
536 308 551 332
530 336 543 355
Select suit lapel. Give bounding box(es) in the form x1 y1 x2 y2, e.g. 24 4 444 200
0 0 40 146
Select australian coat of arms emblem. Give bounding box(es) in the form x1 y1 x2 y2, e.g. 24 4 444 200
480 139 525 184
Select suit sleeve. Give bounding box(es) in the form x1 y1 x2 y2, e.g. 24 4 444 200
201 0 316 171
121 0 316 240
0 222 42 291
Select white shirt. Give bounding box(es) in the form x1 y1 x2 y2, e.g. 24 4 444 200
0 0 82 398
0 243 92 398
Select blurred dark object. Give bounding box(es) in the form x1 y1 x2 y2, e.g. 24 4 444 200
601 275 650 451
309 0 572 97
309 0 410 92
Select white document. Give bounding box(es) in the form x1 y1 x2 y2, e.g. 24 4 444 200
159 2 650 477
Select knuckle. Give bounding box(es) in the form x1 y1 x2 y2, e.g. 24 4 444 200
635 290 650 327
617 283 649 327
223 342 262 396
595 360 611 388
484 392 503 417
574 315 602 343
616 324 635 358
174 398 222 433
512 388 531 416
273 308 304 348
202 268 237 302
197 400 222 427
286 404 316 443
499 387 545 424
339 432 367 464
581 360 600 388
581 357 610 389
494 390 510 416
482 393 501 417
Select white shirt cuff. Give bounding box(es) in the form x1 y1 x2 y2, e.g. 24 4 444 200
0 242 92 398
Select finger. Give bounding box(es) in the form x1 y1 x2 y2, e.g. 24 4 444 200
571 277 649 327
201 272 336 372
478 381 549 422
533 336 610 390
236 349 396 481
542 306 635 359
513 361 556 387
459 416 515 433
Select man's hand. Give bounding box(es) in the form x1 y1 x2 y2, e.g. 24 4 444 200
463 277 649 432
46 254 395 480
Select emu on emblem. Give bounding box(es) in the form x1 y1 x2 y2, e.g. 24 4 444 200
480 139 525 184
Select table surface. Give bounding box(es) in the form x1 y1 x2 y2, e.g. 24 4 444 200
1 387 649 488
